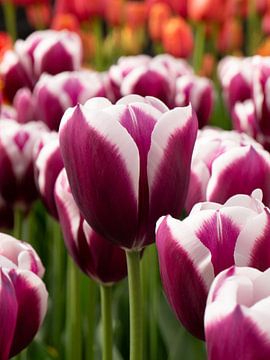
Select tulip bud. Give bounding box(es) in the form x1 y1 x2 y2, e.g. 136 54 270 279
55 169 127 284
0 233 47 358
59 95 197 250
162 17 194 58
157 189 270 339
205 266 270 360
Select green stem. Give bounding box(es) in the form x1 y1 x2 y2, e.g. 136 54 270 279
51 219 65 355
14 208 24 240
192 22 206 74
84 278 97 360
2 0 17 41
100 285 113 360
247 0 260 55
126 250 142 360
66 257 82 360
149 246 158 360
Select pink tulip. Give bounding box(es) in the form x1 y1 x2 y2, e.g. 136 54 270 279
13 88 35 124
59 95 197 249
205 266 270 359
156 189 270 339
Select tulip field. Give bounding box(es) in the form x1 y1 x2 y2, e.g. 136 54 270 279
1 1 270 360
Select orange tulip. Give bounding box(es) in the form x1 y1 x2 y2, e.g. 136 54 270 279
51 13 80 32
218 18 243 53
55 0 104 22
104 0 124 26
162 17 194 58
149 2 172 41
124 1 147 28
188 0 224 22
257 37 270 55
26 3 51 29
121 25 145 54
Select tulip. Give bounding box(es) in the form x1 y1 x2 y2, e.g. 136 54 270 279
33 70 107 130
34 132 64 219
174 74 215 128
0 120 48 209
188 0 224 21
59 95 197 250
205 266 270 360
156 189 270 339
218 56 252 112
13 87 35 124
55 169 127 360
218 18 243 54
108 54 150 101
124 1 147 29
232 100 259 143
0 32 12 61
162 17 194 58
15 29 82 78
55 0 104 22
0 50 33 102
55 169 127 283
0 233 47 359
185 128 270 211
104 0 124 26
148 2 172 42
59 95 197 359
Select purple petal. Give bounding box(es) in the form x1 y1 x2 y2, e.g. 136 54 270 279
156 216 214 339
8 269 48 357
207 146 270 205
55 169 127 283
235 210 270 271
0 269 17 360
148 105 198 244
59 105 139 248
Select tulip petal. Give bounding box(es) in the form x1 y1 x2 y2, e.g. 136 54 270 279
148 105 198 235
0 270 17 360
207 146 270 205
8 269 48 357
156 215 214 339
186 206 256 274
235 210 270 271
59 105 139 247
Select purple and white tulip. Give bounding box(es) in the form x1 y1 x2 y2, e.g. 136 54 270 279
0 120 48 209
156 189 270 339
15 30 82 78
55 169 127 284
205 266 270 360
0 233 47 359
34 132 64 219
59 95 198 250
174 74 215 128
0 50 33 102
218 56 253 111
108 54 193 105
33 71 107 130
185 128 270 212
